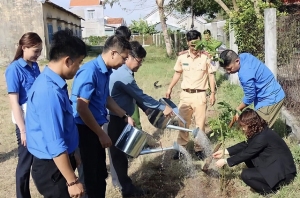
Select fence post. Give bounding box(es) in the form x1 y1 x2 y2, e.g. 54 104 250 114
264 8 277 79
153 34 155 45
159 32 162 46
155 34 158 46
143 34 145 46
229 23 240 85
174 32 178 53
211 22 218 39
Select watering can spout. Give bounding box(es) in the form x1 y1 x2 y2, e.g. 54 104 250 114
166 125 199 138
140 142 180 156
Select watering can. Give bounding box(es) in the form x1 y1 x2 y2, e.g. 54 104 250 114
166 125 199 138
115 124 180 158
147 98 186 129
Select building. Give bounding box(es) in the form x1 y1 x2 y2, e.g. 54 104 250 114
143 8 207 32
69 0 105 38
104 17 126 36
0 0 82 65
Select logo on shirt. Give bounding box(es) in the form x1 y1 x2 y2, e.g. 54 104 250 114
183 63 189 66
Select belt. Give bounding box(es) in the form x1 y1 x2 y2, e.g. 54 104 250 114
183 89 206 93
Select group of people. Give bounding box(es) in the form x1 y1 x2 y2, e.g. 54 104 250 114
5 25 297 198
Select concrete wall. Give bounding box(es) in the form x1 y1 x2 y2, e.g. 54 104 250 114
42 3 82 58
0 0 45 66
70 5 105 37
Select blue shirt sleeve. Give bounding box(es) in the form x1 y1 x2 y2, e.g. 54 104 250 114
119 75 166 111
72 68 95 100
32 88 68 158
241 77 256 105
5 64 20 93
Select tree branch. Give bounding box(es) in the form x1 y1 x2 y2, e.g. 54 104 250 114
232 0 239 12
214 0 231 15
251 0 262 18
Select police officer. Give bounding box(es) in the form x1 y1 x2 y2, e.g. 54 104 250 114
166 30 217 160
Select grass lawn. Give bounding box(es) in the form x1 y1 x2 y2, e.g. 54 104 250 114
0 45 299 197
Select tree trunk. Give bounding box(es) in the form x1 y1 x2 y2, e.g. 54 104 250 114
214 0 231 15
156 0 173 57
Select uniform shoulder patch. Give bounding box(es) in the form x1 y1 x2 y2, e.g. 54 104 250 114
177 50 189 56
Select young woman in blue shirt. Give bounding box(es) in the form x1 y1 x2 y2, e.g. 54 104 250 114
5 32 42 198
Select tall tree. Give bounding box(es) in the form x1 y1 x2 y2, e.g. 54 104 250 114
104 0 173 57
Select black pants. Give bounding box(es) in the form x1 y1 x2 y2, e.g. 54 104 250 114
31 154 76 198
77 124 108 198
108 115 135 194
16 125 33 198
241 161 295 194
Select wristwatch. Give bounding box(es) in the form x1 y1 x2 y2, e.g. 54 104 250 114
122 113 129 120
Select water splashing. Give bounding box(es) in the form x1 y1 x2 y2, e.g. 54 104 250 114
178 145 196 177
194 129 213 158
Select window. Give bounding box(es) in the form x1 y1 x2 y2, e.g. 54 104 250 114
47 23 53 44
58 26 62 31
87 10 95 19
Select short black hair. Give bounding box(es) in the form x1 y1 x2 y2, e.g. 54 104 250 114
103 35 132 53
129 41 146 59
186 30 201 41
115 26 131 40
49 29 87 61
219 50 239 67
203 29 211 36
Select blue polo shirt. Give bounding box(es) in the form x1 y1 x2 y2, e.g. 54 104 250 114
109 65 165 116
5 58 40 105
71 55 112 125
238 53 285 110
26 66 78 159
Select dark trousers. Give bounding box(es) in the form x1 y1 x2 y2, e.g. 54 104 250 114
31 154 76 198
241 161 295 194
77 124 108 198
16 125 33 198
108 115 135 194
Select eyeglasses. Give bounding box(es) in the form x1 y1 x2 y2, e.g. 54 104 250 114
133 56 144 64
114 51 128 62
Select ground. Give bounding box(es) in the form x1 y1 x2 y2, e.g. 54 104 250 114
0 46 299 198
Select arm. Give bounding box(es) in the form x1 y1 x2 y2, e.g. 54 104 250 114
166 71 182 99
166 57 182 99
8 94 26 144
239 77 256 110
106 96 135 126
77 98 112 148
208 72 216 106
227 139 267 167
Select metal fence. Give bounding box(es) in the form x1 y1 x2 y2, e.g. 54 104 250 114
277 13 300 117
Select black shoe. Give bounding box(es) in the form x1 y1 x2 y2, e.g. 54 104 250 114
122 186 149 197
173 151 184 160
195 151 206 160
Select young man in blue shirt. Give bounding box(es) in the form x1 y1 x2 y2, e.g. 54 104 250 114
70 35 134 198
26 30 86 198
108 41 173 197
219 50 285 127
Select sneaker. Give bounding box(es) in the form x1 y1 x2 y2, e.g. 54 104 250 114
195 151 206 160
172 151 184 160
122 186 149 197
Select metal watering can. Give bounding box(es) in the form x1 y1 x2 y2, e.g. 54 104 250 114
115 124 180 158
147 98 187 129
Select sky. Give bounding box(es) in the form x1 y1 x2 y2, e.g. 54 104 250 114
50 0 157 24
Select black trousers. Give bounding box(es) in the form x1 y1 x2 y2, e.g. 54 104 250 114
16 125 33 198
108 115 135 194
31 154 76 198
77 124 108 198
241 161 296 194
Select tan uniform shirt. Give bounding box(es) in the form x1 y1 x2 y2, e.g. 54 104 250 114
174 50 216 90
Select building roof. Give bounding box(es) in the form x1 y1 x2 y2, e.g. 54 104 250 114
45 1 83 20
70 0 102 7
106 18 124 24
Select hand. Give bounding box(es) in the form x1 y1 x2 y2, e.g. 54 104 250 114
215 159 227 168
163 106 173 117
212 150 224 159
210 93 216 106
20 132 26 147
126 116 135 126
68 181 84 198
98 132 112 148
166 88 172 99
